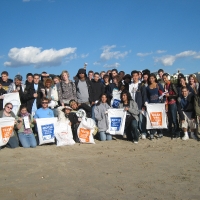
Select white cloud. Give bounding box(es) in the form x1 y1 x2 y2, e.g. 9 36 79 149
4 46 77 68
154 50 197 66
194 55 200 59
156 50 167 54
136 52 153 57
93 62 100 65
100 45 128 61
103 62 120 68
80 53 89 58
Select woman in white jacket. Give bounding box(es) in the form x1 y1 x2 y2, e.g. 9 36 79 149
94 94 111 141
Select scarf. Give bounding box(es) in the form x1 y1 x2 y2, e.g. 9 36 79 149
20 112 32 134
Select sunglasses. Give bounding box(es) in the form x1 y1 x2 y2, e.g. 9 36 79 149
41 102 48 104
6 106 13 109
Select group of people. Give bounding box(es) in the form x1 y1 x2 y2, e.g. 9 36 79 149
0 67 199 148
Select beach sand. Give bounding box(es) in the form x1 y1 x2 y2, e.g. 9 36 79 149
0 137 200 200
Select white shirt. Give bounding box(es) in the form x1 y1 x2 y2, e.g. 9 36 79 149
129 82 139 101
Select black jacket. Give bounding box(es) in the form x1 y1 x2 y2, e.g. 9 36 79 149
0 88 6 110
177 93 195 120
134 83 147 110
22 81 45 113
90 79 105 102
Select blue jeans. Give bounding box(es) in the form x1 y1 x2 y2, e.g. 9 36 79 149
130 119 140 142
99 131 112 141
18 133 37 148
6 135 19 148
138 112 147 135
168 103 178 134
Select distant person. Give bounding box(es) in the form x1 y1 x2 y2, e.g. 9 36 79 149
157 69 165 87
88 70 94 81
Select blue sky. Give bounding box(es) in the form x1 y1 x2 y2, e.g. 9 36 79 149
0 0 200 80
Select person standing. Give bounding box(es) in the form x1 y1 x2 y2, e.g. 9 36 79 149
90 72 105 121
146 73 165 139
129 70 147 139
57 70 77 106
74 68 92 105
162 73 179 138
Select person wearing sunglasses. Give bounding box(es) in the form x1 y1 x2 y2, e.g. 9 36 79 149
34 97 54 119
0 103 19 148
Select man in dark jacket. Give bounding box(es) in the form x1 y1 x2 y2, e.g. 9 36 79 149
129 70 147 139
74 68 92 106
23 74 45 115
90 72 105 120
177 86 197 140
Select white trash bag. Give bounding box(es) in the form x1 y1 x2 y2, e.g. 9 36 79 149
77 117 96 144
107 109 127 135
146 103 167 129
0 117 15 147
36 117 58 145
54 120 75 146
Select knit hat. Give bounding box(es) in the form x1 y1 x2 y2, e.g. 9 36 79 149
78 68 86 74
14 75 22 81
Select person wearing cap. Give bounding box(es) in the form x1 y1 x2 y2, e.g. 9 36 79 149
68 99 92 143
74 68 92 106
57 105 72 124
7 74 26 104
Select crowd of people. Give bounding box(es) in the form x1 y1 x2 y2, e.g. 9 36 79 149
0 67 200 149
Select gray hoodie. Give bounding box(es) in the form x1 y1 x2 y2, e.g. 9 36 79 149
94 103 110 132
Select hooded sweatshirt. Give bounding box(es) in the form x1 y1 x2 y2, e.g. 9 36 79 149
94 102 110 132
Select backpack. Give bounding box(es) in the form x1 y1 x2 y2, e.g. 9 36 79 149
194 94 200 116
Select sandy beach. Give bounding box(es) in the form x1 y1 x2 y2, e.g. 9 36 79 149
0 136 200 200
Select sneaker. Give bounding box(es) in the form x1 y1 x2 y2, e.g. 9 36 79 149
159 134 163 138
141 134 146 140
182 133 189 141
134 141 138 144
150 134 154 140
123 133 127 139
190 133 197 140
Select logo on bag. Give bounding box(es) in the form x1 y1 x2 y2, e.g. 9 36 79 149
110 117 121 131
1 126 14 144
150 112 162 126
112 99 120 108
79 128 90 142
41 124 54 140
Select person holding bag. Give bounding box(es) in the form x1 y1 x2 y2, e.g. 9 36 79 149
16 105 37 148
